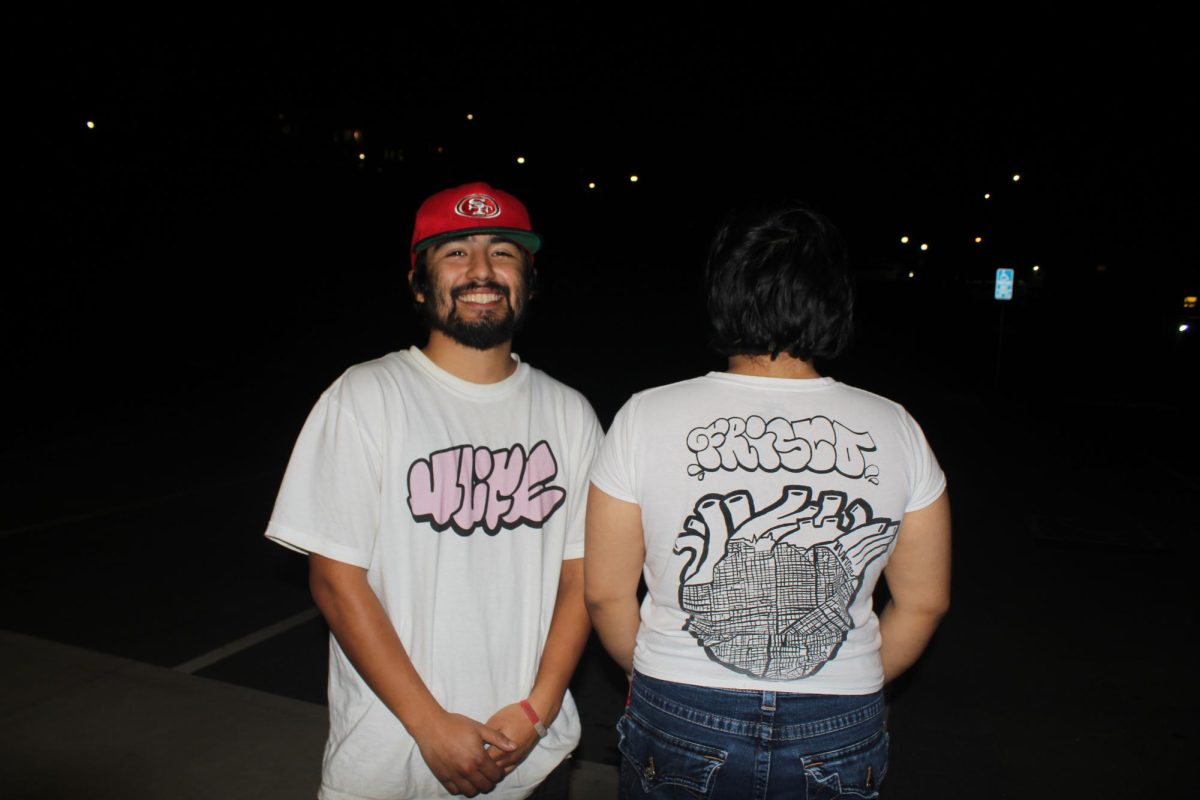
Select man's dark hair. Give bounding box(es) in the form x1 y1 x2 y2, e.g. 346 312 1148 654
706 203 854 362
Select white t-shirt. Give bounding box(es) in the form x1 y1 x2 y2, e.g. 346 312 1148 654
266 347 602 800
590 372 945 695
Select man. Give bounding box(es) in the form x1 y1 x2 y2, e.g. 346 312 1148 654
267 182 600 799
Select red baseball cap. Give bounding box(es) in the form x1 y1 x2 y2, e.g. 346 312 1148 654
410 182 543 265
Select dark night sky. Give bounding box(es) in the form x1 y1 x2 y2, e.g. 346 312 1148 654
8 5 1197 436
4 15 1195 792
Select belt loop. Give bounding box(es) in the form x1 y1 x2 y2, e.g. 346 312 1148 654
761 691 777 712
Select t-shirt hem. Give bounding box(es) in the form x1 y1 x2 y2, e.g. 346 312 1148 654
905 478 948 513
589 476 638 505
321 787 537 800
632 663 884 696
264 520 372 569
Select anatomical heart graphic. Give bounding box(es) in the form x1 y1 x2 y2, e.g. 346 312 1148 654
674 485 899 679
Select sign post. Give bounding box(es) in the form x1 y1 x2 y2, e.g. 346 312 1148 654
993 268 1014 388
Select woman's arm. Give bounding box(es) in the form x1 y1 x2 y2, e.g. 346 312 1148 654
878 491 952 683
583 484 646 675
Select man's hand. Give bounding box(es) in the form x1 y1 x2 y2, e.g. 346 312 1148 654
484 702 542 772
412 711 517 797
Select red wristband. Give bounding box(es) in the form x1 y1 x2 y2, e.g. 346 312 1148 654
519 698 549 738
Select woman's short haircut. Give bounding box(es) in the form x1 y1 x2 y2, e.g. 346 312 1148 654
706 203 854 362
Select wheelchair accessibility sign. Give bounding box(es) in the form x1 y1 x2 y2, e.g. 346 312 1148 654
995 268 1014 300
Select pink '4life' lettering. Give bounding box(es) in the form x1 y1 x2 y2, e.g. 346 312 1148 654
407 441 567 535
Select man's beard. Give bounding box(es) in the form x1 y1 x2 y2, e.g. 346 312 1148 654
420 281 530 351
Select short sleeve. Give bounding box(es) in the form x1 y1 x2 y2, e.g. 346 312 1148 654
900 408 946 512
589 395 640 504
264 380 382 568
561 403 605 560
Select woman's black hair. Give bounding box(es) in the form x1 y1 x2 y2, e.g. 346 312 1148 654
706 203 854 362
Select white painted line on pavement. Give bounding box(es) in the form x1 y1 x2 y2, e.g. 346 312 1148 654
174 607 322 674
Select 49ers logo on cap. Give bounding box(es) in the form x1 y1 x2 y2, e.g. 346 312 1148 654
454 193 501 219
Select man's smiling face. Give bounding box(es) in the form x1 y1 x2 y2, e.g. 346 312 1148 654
412 234 533 351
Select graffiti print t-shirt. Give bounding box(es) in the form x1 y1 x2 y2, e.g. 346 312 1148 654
591 372 944 695
266 346 602 800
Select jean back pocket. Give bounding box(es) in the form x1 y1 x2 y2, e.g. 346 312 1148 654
804 728 889 799
617 712 727 796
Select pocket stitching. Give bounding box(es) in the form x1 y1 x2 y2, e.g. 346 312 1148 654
617 712 728 794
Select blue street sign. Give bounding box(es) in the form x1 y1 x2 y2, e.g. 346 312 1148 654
995 268 1014 301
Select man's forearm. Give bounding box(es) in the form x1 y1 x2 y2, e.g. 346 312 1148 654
309 554 515 796
526 559 591 724
309 554 442 731
484 559 592 772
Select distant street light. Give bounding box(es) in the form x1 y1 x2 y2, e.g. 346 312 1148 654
587 182 596 189
86 120 95 129
516 156 526 164
920 243 929 251
900 235 909 244
974 236 983 244
630 175 639 183
984 192 991 199
1012 174 1021 182
466 113 474 121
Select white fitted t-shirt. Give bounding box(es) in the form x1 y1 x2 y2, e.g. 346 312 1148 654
590 372 945 695
267 347 602 800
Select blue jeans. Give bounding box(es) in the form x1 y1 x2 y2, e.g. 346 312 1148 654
617 672 888 799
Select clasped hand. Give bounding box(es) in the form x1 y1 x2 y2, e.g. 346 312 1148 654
414 705 541 797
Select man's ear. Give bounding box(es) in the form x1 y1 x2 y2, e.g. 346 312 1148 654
408 269 424 303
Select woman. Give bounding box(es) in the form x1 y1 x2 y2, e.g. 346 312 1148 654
585 204 951 799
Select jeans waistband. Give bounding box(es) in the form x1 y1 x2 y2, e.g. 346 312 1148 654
630 671 884 742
